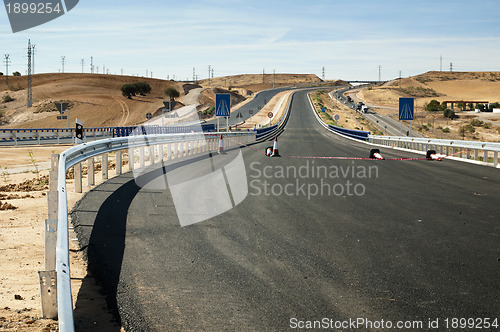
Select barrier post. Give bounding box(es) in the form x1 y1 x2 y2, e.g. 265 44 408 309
102 153 108 180
116 151 122 175
74 163 82 193
88 158 95 186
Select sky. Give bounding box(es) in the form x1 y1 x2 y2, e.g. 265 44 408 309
1 0 500 81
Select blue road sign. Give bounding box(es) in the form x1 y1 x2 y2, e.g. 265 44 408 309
399 98 414 121
215 94 231 117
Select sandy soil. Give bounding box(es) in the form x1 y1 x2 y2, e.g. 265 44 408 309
0 146 126 331
354 71 500 142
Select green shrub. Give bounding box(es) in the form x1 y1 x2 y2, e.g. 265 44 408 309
2 94 14 103
442 127 450 133
470 119 483 127
483 122 492 129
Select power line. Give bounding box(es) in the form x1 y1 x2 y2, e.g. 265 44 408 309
61 56 66 73
32 44 36 75
27 40 32 107
4 54 10 87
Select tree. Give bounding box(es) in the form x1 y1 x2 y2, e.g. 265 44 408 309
135 82 151 96
443 108 455 119
0 72 3 76
164 87 179 100
425 99 442 112
488 102 500 112
476 103 486 112
121 83 137 99
12 71 21 76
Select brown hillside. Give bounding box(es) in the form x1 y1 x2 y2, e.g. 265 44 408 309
199 73 322 92
0 73 183 128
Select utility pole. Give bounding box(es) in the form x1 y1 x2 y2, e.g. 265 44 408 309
440 55 442 72
322 67 325 81
211 68 214 79
4 54 10 87
450 62 453 72
90 56 94 73
32 44 36 74
378 65 382 82
61 56 66 73
27 39 32 107
262 68 265 84
81 59 84 73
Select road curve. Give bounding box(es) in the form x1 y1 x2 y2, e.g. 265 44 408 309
72 90 500 331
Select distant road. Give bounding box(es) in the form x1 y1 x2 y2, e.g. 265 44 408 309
333 87 422 137
73 90 500 331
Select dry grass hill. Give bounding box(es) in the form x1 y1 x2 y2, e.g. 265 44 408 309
356 71 500 141
0 73 323 129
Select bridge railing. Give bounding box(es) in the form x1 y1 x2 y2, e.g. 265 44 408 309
369 135 500 167
41 131 256 332
0 127 114 145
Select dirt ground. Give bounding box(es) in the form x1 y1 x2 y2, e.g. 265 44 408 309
0 146 126 331
352 71 500 141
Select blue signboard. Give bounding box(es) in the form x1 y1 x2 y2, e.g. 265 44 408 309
215 94 231 117
399 98 414 121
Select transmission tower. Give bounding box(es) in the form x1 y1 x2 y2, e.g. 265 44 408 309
81 59 84 73
61 56 66 73
322 67 325 81
262 68 265 84
27 40 32 107
90 56 94 73
450 63 453 72
378 65 382 82
4 54 10 87
32 44 36 74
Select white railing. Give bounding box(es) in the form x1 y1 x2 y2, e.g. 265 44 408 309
369 135 500 167
47 131 256 332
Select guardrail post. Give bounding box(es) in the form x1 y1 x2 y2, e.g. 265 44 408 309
38 271 57 319
474 149 478 161
102 153 108 180
494 151 498 167
129 149 134 171
139 147 145 168
75 163 82 193
466 149 471 160
167 144 172 160
159 144 164 161
173 142 178 159
483 150 488 164
149 145 155 165
116 151 122 175
88 158 95 186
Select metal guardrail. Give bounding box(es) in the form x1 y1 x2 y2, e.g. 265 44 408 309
0 127 113 145
369 135 500 167
307 90 371 142
46 131 256 332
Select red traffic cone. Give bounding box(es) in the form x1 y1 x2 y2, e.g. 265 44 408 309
271 136 280 157
369 149 384 160
426 150 441 161
218 134 224 154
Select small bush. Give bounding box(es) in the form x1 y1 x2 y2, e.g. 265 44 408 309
12 71 21 76
470 119 484 127
442 127 450 133
2 94 14 103
483 122 492 129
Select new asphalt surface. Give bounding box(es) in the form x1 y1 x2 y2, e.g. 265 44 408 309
72 90 500 331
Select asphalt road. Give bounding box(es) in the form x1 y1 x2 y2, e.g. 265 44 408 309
333 88 422 137
205 87 296 128
72 90 500 331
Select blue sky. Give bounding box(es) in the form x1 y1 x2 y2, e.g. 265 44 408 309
1 0 500 81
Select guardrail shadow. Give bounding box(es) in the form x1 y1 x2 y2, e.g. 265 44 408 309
71 148 246 330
